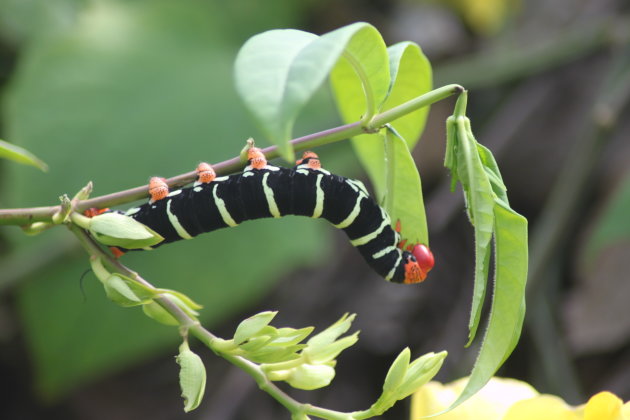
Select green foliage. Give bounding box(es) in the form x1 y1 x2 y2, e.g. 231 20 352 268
235 22 389 162
362 349 447 417
383 127 428 245
88 212 164 249
4 0 327 399
103 275 154 307
226 313 359 390
233 311 278 345
443 93 528 410
235 22 432 246
234 23 527 413
1 14 529 419
0 139 48 171
218 312 442 402
332 42 432 197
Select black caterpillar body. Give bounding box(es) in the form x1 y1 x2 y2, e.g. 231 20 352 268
118 150 433 284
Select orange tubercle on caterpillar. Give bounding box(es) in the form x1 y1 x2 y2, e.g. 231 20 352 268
83 208 109 217
110 247 125 258
296 151 322 169
149 177 169 202
247 147 268 169
196 162 216 183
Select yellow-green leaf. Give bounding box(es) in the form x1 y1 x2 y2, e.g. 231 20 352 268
331 41 431 201
0 139 48 172
236 22 388 162
383 128 428 245
89 212 164 249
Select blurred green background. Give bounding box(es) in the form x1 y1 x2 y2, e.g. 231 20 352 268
0 0 629 419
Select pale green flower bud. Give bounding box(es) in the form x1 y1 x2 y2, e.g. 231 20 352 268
286 364 335 390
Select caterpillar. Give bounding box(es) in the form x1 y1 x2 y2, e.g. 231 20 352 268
106 148 434 284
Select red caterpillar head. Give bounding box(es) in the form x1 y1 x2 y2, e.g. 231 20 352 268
247 147 267 169
296 151 321 169
402 244 435 284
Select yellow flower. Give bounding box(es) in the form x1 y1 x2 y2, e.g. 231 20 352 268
411 377 630 420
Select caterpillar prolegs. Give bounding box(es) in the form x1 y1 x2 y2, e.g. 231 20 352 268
110 148 434 284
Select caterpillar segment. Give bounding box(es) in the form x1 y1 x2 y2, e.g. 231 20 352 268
107 149 434 284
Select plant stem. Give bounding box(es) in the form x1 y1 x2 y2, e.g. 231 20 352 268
68 224 365 419
452 89 468 119
0 84 464 226
342 51 376 124
368 84 464 128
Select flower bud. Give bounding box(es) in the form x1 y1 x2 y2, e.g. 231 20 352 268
286 364 335 390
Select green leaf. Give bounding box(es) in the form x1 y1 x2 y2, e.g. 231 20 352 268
234 29 317 161
142 293 199 326
382 347 410 392
382 42 432 150
441 92 528 413
268 327 314 347
238 335 274 352
331 41 431 200
449 112 495 345
233 311 278 345
142 301 179 326
448 201 527 410
235 22 388 161
155 288 203 311
0 138 48 171
305 332 359 364
444 116 458 191
103 274 156 307
89 213 164 249
473 127 509 206
325 23 390 121
245 345 304 364
383 128 428 245
176 341 207 413
306 313 355 350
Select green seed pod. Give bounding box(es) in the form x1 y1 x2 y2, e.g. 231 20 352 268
176 341 207 412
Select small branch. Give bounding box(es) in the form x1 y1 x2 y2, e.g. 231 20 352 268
68 224 366 419
0 84 463 226
368 84 463 129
